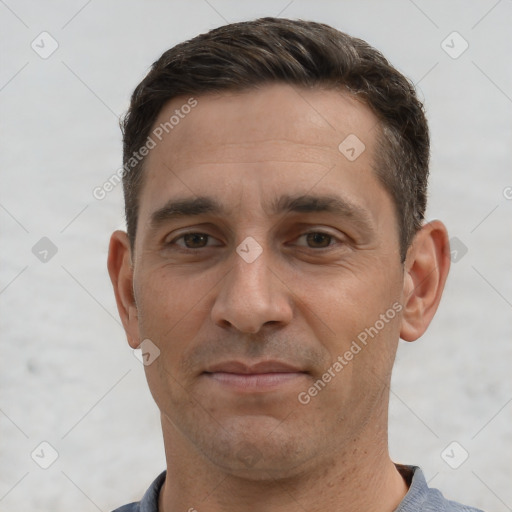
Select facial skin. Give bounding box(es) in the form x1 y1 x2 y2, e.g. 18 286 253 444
108 84 450 512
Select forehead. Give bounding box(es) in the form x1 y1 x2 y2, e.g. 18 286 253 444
138 83 385 225
150 84 378 165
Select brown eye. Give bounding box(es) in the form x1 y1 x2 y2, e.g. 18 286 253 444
182 233 209 248
305 232 333 248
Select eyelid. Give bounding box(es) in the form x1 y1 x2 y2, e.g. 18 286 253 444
163 226 347 250
292 229 346 248
166 231 223 248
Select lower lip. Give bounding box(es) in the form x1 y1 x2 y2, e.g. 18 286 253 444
205 372 306 392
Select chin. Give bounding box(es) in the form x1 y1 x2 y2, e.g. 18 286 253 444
199 417 318 480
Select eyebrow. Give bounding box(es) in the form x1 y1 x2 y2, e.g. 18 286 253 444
271 193 368 218
270 193 375 234
149 196 224 229
148 193 374 233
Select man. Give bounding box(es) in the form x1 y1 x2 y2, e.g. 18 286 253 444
107 17 483 512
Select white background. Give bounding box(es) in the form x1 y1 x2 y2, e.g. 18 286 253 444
1 1 511 511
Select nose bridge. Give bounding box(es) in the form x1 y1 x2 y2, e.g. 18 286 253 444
232 247 271 296
211 242 292 333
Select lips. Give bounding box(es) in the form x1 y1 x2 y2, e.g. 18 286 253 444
204 360 305 375
203 360 308 392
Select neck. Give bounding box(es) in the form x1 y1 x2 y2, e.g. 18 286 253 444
158 415 408 512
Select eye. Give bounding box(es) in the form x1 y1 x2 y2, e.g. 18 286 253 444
172 232 220 249
295 231 338 248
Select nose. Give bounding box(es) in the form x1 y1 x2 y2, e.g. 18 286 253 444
211 247 293 334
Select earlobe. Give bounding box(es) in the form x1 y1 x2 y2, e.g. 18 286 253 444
107 230 140 349
400 220 451 342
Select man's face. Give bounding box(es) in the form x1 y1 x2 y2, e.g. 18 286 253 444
128 84 406 476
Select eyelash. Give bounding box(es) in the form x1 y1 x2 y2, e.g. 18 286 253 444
167 230 343 250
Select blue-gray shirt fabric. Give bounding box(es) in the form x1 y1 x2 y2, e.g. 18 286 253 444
111 466 484 512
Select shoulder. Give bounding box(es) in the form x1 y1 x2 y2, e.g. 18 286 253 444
110 503 139 512
395 465 485 512
110 471 166 512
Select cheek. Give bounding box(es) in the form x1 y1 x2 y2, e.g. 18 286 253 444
303 266 398 329
294 259 403 374
134 268 214 359
136 269 215 413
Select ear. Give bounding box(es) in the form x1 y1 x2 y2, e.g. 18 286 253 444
400 220 451 342
107 230 140 349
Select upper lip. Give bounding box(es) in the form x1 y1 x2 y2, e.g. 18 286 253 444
204 360 305 374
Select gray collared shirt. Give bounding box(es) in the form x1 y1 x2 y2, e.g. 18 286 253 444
111 466 484 512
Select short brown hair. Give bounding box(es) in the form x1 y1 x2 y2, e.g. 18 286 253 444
121 17 429 261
